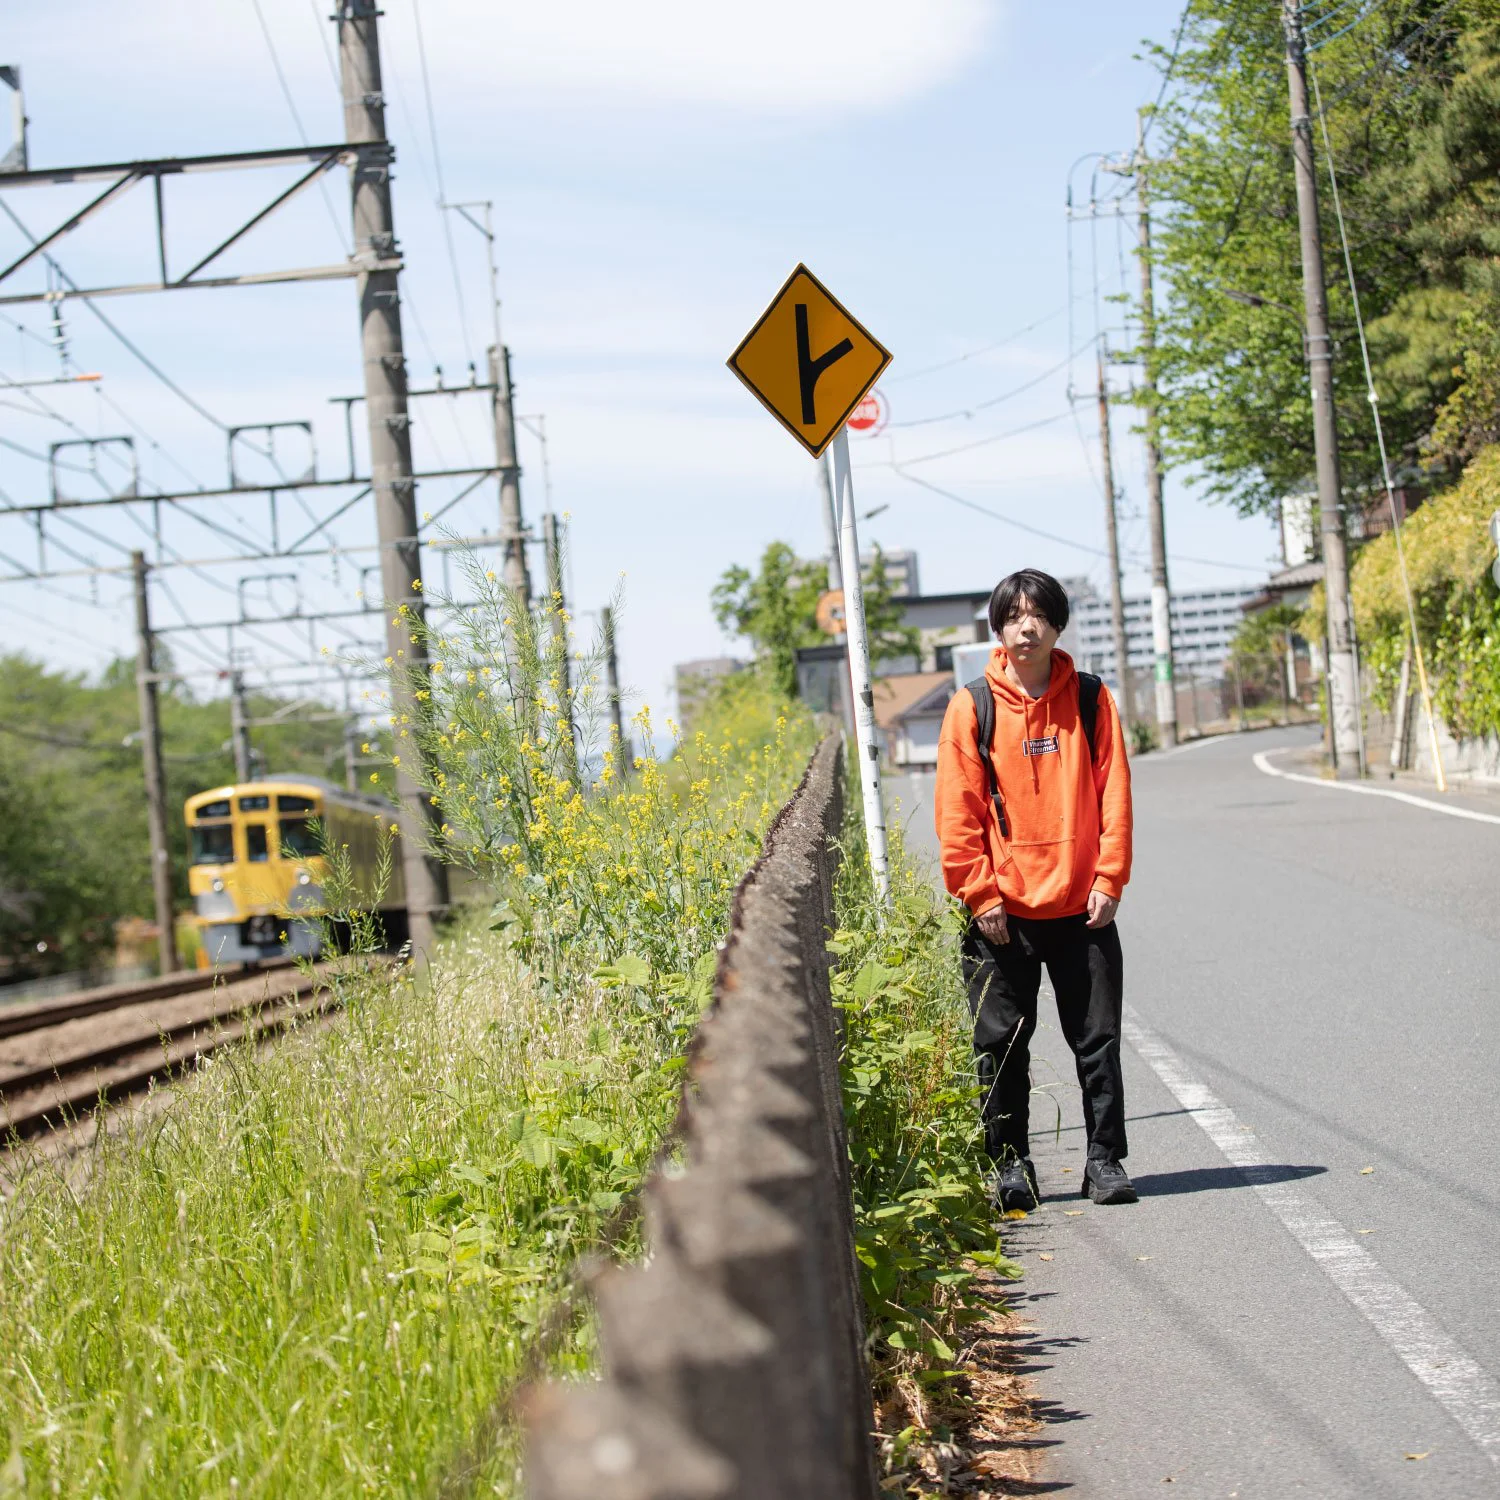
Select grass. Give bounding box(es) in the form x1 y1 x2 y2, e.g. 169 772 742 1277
0 646 813 1496
833 816 1025 1494
0 924 685 1496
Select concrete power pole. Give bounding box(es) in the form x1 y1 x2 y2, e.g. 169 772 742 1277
338 0 448 953
229 670 253 782
489 343 531 603
542 512 578 779
133 551 179 974
1095 354 1135 731
1134 114 1178 748
602 604 629 767
1282 0 1362 777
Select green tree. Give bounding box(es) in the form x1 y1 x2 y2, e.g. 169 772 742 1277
1142 1 1500 515
711 541 918 699
0 654 353 977
1228 601 1302 707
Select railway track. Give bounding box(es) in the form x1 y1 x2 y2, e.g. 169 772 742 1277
0 963 337 1140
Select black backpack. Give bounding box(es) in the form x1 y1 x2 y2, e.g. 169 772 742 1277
964 672 1102 838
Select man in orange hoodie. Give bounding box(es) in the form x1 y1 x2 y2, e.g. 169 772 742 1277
934 568 1136 1210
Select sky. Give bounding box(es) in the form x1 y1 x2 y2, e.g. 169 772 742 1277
0 0 1281 725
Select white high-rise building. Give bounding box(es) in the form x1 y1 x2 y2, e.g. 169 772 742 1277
1066 583 1262 678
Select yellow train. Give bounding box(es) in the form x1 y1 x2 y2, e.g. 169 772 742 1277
184 777 407 965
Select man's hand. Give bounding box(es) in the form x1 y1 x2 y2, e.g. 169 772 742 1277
976 905 1010 946
1086 889 1119 929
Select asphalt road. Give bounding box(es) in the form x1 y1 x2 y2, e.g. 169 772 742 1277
886 727 1500 1497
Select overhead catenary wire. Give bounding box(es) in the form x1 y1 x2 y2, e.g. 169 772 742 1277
248 0 353 255
411 0 475 371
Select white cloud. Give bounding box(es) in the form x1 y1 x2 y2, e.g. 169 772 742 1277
417 0 995 116
20 0 995 127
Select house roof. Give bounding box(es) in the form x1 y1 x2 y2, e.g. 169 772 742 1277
871 671 955 731
1266 560 1324 589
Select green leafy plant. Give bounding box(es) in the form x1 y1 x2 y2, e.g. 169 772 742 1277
832 820 1019 1400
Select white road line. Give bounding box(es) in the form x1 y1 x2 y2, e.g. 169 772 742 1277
1123 1004 1500 1466
1141 733 1241 760
1253 749 1500 826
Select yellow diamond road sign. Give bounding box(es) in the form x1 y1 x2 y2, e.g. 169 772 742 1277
727 264 892 459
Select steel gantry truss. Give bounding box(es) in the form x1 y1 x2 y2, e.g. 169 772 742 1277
0 143 379 305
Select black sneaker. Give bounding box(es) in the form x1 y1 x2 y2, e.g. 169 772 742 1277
992 1158 1040 1212
1082 1157 1137 1205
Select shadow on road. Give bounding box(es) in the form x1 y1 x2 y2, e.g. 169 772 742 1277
1131 1163 1327 1197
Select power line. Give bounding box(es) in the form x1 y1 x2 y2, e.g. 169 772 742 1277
884 301 1074 385
894 407 1075 467
887 343 1093 430
889 467 1268 574
1141 0 1196 148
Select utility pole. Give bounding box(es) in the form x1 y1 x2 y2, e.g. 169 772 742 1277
831 431 891 912
229 670 253 782
133 551 179 975
489 343 531 603
818 453 844 594
1282 0 1362 777
1134 113 1178 748
1095 353 1135 731
542 511 577 779
338 0 448 954
602 604 629 769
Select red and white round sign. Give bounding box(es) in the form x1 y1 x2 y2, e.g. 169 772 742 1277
846 388 888 436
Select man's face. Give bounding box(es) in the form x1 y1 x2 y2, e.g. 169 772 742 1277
1000 594 1060 666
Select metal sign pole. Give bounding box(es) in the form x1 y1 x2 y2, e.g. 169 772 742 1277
830 427 890 912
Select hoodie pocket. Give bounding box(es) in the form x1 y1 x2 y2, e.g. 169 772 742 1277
1004 836 1082 912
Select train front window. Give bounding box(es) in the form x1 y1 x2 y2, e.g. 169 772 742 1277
279 794 316 813
197 799 231 819
239 795 271 812
246 824 270 862
190 824 234 865
279 817 322 859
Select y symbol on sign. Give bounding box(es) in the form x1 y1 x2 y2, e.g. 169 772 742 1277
795 303 853 425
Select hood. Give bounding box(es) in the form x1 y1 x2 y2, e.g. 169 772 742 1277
984 646 1078 712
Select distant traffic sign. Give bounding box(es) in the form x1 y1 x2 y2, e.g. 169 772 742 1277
814 588 846 636
847 389 888 436
727 264 892 459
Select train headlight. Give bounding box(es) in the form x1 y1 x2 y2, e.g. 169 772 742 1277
211 878 225 893
296 870 311 885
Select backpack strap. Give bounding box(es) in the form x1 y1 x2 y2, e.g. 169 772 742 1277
1077 671 1103 765
964 677 1008 837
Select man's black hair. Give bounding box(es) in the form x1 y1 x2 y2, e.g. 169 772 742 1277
988 568 1070 637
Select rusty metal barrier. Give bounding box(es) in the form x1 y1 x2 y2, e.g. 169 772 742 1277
524 735 877 1500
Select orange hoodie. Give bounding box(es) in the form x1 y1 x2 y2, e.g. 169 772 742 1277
934 647 1132 920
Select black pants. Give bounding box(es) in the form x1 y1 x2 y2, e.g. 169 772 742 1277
961 913 1126 1165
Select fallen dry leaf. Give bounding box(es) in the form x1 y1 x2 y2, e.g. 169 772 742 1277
1405 1452 1430 1461
1064 1210 1084 1217
1361 1167 1375 1175
1039 1254 1054 1261
1358 1229 1375 1235
1137 1255 1152 1262
1061 1167 1074 1174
